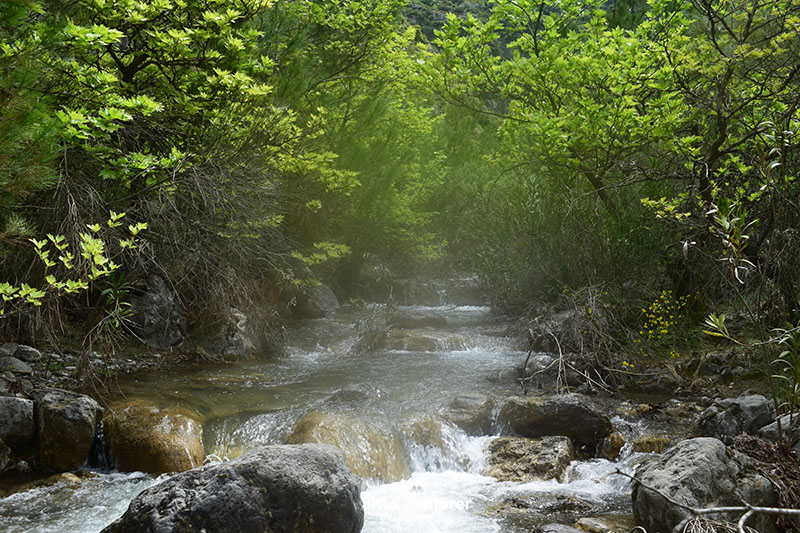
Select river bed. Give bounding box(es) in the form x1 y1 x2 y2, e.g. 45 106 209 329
0 293 650 532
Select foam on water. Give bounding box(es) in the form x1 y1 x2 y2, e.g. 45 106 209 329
0 472 163 533
362 471 502 533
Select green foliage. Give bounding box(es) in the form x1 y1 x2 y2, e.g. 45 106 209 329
1 212 145 316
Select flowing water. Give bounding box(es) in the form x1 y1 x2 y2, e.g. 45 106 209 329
0 279 648 532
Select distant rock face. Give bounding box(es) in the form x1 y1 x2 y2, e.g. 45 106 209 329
0 397 35 448
485 436 574 482
36 389 103 471
693 394 774 441
103 401 204 474
443 393 495 436
498 394 612 449
129 274 186 349
101 444 364 533
632 437 777 533
287 411 410 482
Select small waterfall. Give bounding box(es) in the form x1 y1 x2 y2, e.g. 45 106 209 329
87 420 115 471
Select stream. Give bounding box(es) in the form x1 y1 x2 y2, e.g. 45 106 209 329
0 279 649 532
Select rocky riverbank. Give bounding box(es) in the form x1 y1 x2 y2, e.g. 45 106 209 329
2 287 799 532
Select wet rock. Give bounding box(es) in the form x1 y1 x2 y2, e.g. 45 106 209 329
632 437 777 533
487 494 593 532
327 383 384 403
693 394 774 441
387 331 467 352
0 357 32 374
631 434 672 454
36 389 103 471
599 433 625 460
443 393 495 435
102 444 364 533
0 471 95 498
498 394 612 449
388 312 448 329
129 274 186 349
485 436 574 482
294 283 340 319
401 414 446 449
103 401 204 474
538 525 583 533
758 413 800 445
0 396 34 448
13 345 41 362
287 411 410 482
575 516 635 533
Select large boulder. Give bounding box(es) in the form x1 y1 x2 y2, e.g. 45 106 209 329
632 437 777 533
103 401 204 474
286 411 409 482
498 394 612 449
693 394 774 441
129 274 186 349
443 393 495 435
101 444 363 533
0 396 34 448
36 389 103 471
485 436 574 482
294 284 339 319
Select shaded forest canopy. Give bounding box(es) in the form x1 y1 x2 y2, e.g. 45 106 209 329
1 0 800 377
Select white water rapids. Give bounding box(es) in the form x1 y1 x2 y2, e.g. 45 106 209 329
0 290 651 532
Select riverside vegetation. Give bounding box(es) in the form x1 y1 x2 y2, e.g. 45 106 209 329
2 0 800 531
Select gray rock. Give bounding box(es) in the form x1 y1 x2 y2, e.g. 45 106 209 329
632 437 777 533
443 393 495 436
36 389 103 471
0 343 18 357
294 283 340 319
200 307 258 361
129 274 186 349
0 438 11 473
498 394 612 449
0 397 34 448
0 357 32 374
13 345 41 362
758 413 800 445
102 444 363 533
693 394 774 441
485 436 574 482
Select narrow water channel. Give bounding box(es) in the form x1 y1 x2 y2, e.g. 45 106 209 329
0 281 645 532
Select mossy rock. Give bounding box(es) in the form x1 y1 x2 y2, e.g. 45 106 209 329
103 400 204 474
